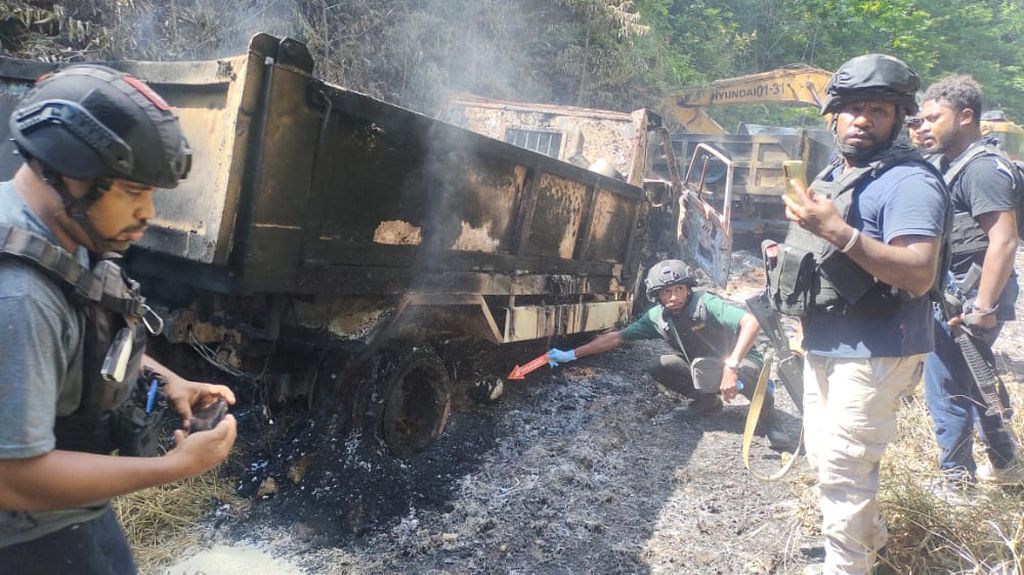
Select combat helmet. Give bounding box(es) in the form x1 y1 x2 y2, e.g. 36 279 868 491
9 64 192 251
645 259 698 302
820 54 920 117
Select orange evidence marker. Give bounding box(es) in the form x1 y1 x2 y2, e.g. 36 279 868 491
507 353 552 380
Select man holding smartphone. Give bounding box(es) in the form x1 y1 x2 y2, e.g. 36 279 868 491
776 54 948 574
0 65 237 574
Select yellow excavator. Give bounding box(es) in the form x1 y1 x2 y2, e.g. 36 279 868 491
654 66 834 234
667 64 1024 147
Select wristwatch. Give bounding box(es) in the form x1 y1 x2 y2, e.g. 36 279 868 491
724 358 741 372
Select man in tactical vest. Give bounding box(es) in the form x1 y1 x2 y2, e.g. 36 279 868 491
916 75 1022 487
0 65 237 574
776 54 948 574
906 115 932 150
546 259 791 449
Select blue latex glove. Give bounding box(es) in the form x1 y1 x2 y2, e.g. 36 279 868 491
547 348 577 367
735 380 775 393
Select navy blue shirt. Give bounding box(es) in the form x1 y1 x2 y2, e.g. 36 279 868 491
802 161 949 358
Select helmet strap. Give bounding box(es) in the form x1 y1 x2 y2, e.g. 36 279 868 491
38 164 129 253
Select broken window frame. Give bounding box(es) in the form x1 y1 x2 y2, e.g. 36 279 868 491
505 126 564 159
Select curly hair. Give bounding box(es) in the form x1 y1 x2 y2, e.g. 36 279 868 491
921 74 984 125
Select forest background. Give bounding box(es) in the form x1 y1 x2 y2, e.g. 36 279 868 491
2 0 1023 132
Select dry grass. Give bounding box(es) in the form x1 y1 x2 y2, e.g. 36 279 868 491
114 468 244 575
879 382 1024 574
793 376 1024 573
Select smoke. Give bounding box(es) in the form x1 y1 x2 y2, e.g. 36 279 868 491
102 0 300 61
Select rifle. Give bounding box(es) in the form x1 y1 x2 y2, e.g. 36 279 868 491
746 293 804 414
939 263 1014 427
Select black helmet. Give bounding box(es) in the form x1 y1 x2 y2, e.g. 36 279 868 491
645 259 698 302
10 64 191 188
821 54 920 117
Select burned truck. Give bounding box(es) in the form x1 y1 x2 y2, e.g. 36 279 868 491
0 34 733 455
443 94 738 287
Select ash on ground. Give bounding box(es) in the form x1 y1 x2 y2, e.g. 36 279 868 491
173 250 812 574
173 247 1024 574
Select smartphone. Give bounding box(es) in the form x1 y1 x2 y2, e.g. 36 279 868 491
782 160 807 202
189 397 228 433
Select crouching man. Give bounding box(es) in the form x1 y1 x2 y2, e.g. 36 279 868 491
547 259 790 449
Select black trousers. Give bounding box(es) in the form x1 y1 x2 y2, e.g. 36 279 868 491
0 508 137 575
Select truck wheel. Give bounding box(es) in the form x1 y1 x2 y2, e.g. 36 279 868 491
375 347 452 457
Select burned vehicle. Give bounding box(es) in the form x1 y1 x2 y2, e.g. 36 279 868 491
443 94 737 287
0 34 734 455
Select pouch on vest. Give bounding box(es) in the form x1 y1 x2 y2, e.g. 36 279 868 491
818 250 876 305
765 242 814 315
0 224 160 455
110 373 166 457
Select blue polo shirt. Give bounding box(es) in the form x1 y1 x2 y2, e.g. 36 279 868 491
802 161 948 358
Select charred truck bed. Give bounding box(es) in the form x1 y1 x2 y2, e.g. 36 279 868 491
0 34 653 454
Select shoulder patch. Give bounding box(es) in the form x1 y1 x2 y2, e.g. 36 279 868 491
995 158 1015 180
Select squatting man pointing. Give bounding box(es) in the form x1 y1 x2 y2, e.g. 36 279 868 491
546 259 791 449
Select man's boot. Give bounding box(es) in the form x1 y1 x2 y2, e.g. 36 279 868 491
756 398 792 450
682 392 722 416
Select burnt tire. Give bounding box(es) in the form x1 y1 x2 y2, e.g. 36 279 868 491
371 346 452 458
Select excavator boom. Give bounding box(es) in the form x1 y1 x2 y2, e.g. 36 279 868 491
671 65 831 109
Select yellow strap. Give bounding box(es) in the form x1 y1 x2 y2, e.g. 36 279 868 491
741 349 803 481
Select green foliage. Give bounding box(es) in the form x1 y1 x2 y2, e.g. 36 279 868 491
2 0 1023 122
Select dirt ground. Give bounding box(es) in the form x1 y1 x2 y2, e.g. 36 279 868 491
162 248 1024 575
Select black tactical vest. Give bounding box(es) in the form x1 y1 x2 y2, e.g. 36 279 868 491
938 141 1023 259
765 144 942 316
0 223 156 455
653 291 734 362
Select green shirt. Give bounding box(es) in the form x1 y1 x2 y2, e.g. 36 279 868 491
620 292 762 363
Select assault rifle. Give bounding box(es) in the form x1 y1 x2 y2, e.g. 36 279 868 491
939 263 1014 427
746 293 804 414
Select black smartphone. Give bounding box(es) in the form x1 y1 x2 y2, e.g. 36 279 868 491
189 397 228 433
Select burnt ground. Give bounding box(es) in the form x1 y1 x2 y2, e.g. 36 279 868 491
164 250 824 575
200 341 809 575
163 246 1024 574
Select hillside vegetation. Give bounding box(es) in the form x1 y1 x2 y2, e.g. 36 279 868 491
3 0 1023 128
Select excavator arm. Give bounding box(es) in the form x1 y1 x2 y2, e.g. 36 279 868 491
664 65 832 133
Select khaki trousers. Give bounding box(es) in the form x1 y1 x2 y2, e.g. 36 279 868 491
803 353 925 575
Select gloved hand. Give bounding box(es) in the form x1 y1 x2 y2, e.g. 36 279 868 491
547 348 577 367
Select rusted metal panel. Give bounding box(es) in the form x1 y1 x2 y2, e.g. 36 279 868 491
503 300 629 343
522 174 587 259
443 94 644 180
678 144 734 287
582 189 636 263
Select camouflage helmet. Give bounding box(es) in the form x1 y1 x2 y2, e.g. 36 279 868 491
10 64 192 188
645 259 698 302
821 54 920 117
